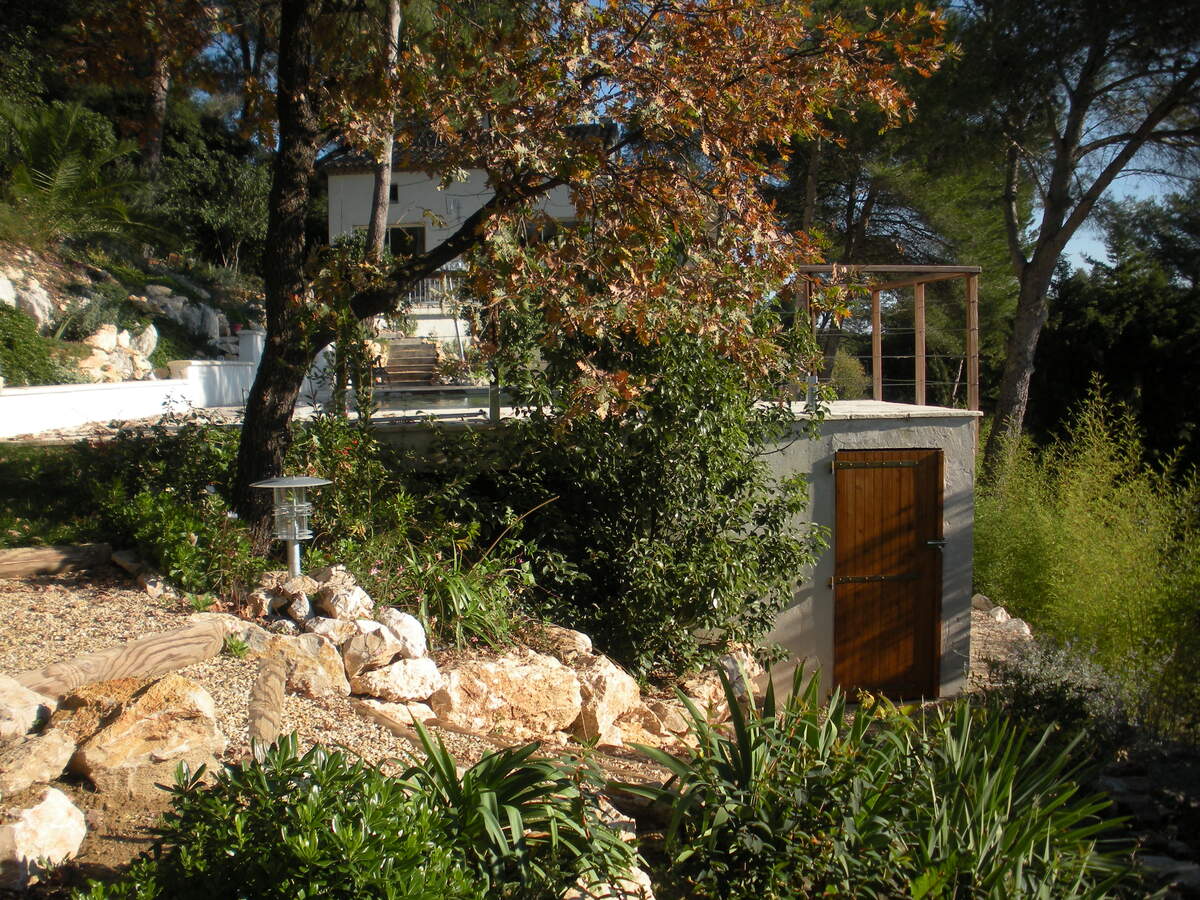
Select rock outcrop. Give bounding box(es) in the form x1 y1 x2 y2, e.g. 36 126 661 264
0 787 87 890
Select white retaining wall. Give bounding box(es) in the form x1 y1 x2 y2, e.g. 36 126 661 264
0 330 333 438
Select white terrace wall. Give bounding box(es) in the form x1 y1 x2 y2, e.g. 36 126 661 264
376 400 978 698
0 330 332 438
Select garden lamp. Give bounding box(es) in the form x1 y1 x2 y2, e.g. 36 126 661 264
250 475 331 577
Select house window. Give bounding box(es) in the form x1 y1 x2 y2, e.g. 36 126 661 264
389 225 426 258
389 184 399 203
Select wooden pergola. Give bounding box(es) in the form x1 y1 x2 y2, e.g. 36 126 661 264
795 265 982 413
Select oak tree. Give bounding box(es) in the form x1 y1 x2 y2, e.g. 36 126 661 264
232 0 947 528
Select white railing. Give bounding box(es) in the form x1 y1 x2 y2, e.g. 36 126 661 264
405 270 466 311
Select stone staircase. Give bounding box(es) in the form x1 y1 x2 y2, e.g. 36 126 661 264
379 337 439 388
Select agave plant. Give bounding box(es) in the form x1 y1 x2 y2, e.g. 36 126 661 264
402 720 635 897
623 667 1135 899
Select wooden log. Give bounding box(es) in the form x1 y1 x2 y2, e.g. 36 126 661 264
0 543 112 579
13 620 228 699
248 655 286 748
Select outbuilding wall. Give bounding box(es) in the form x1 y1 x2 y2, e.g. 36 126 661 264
760 401 977 698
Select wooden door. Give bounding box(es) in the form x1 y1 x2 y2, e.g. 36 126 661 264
833 448 943 698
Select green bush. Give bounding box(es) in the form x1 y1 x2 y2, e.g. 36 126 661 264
627 670 1135 899
976 386 1200 738
78 732 635 900
76 736 486 900
0 305 88 386
421 330 822 678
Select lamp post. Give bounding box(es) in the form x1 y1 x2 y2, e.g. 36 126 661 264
249 475 331 577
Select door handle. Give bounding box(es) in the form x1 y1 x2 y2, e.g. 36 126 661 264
926 539 947 549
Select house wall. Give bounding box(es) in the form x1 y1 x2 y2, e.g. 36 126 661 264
374 399 978 698
760 401 977 699
327 169 576 244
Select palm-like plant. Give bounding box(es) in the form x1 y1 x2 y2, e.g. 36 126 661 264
0 100 143 247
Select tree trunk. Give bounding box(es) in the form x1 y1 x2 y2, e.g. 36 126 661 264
232 0 326 530
983 256 1056 469
143 47 170 172
364 0 401 264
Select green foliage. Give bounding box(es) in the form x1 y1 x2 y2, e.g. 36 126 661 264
403 722 635 897
221 634 249 659
152 102 271 272
1031 186 1200 471
0 100 142 247
0 445 104 548
626 669 1134 899
423 329 822 677
79 732 636 900
80 412 266 595
828 347 869 399
76 735 487 900
0 305 87 386
976 385 1200 738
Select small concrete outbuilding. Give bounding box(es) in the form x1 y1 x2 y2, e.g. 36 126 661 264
763 400 977 700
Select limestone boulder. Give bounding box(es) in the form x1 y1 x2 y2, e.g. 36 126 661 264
15 278 54 332
573 656 641 747
52 675 225 798
679 671 730 724
284 593 314 623
718 647 767 703
375 608 427 659
267 634 350 699
430 650 582 735
0 787 87 890
313 566 373 620
0 730 75 796
341 623 406 678
131 324 158 358
245 588 274 619
84 323 120 353
352 698 437 736
523 623 594 665
646 699 691 735
989 606 1011 623
0 676 55 742
349 657 442 703
303 616 358 646
0 275 14 308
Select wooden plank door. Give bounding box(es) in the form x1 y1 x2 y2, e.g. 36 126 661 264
833 448 943 698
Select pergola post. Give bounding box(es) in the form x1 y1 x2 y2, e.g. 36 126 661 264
871 289 882 401
914 282 926 406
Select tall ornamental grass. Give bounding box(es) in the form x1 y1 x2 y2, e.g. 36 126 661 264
976 387 1200 738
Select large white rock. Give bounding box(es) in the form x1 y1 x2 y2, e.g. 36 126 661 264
430 650 582 735
0 787 87 890
303 616 358 646
375 608 427 659
0 275 15 308
718 647 767 703
313 567 374 620
350 657 443 703
131 323 158 358
266 634 351 699
352 698 437 735
54 675 226 798
0 730 75 796
0 675 55 742
573 656 641 747
341 624 406 678
989 606 1011 623
15 279 53 332
84 323 120 353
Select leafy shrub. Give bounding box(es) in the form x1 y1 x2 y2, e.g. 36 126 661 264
80 733 635 900
80 412 265 595
976 385 1200 739
77 736 487 900
627 670 1134 899
983 639 1141 761
828 346 870 399
0 305 88 386
421 330 822 677
0 445 105 548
